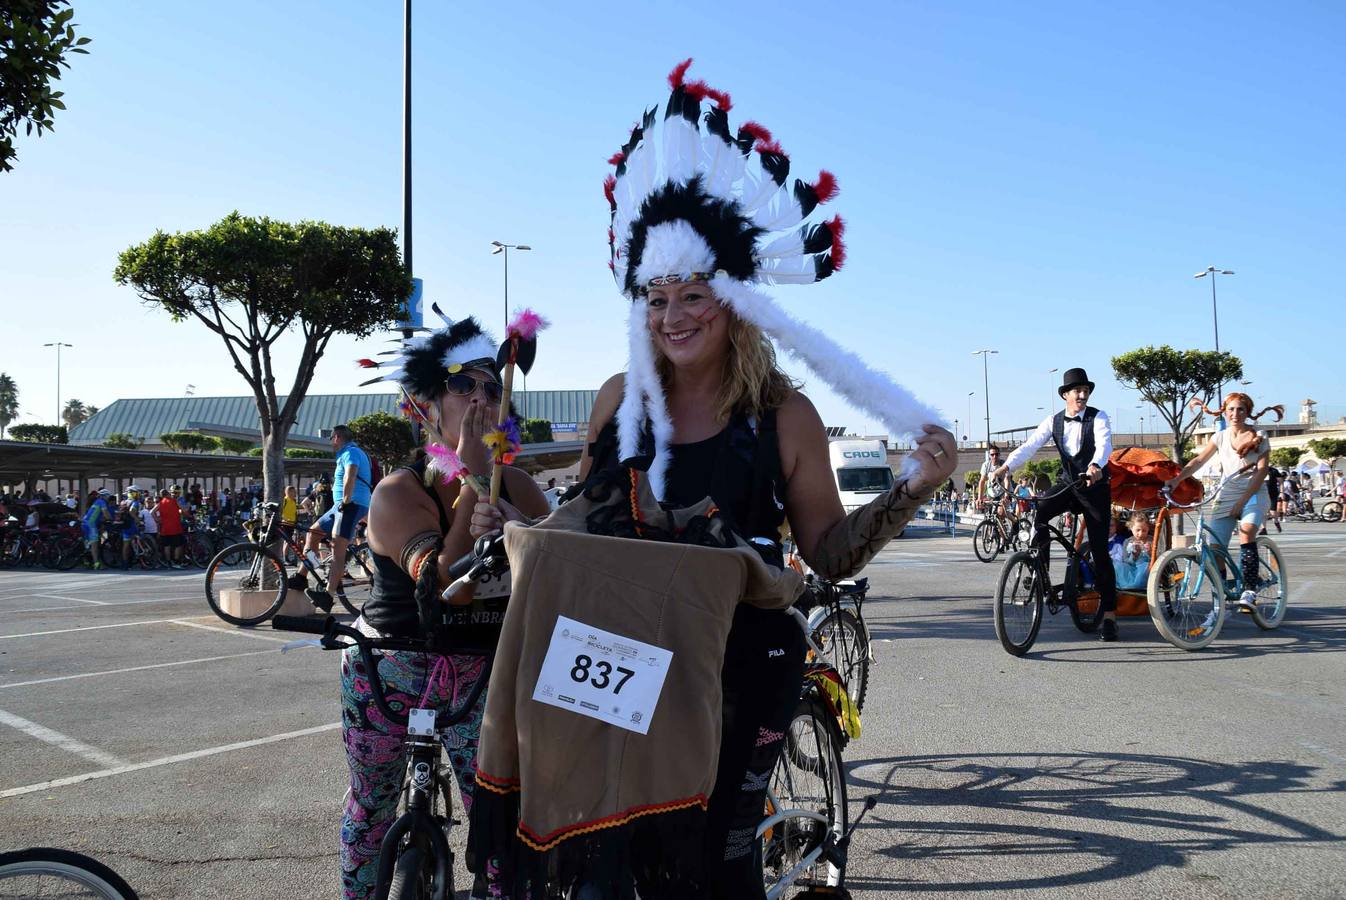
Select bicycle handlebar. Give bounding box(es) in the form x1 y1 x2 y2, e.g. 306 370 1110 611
442 531 509 601
1158 461 1259 510
271 615 492 731
1020 475 1091 505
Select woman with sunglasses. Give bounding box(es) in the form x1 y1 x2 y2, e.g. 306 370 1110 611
340 314 550 900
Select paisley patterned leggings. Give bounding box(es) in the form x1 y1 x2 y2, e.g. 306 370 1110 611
339 645 491 900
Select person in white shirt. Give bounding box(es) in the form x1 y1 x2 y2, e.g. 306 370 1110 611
975 445 1011 515
993 367 1120 641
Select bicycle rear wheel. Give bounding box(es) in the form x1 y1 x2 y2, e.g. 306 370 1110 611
762 693 847 896
1320 500 1342 523
810 606 870 713
1249 537 1288 630
338 543 374 617
993 551 1043 656
973 519 1001 563
1147 548 1224 650
0 847 139 899
204 543 287 627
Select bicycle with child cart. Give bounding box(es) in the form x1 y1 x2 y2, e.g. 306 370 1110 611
1147 471 1289 650
204 501 373 626
272 532 870 899
991 477 1103 656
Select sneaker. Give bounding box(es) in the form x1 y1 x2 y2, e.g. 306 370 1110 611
1188 609 1219 638
305 588 334 614
1236 590 1258 613
1274 520 1282 533
1099 619 1119 642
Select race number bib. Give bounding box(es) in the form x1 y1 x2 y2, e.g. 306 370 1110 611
532 615 673 736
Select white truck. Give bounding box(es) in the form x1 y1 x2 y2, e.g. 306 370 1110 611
829 439 893 512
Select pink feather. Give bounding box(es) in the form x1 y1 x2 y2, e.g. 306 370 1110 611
506 309 550 340
424 443 467 484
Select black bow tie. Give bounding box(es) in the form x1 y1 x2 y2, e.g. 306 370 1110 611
1065 415 1083 422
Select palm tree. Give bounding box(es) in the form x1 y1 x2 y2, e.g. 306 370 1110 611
62 398 89 429
0 373 18 439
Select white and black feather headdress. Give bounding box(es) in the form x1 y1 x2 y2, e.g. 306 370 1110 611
357 303 498 401
606 59 943 499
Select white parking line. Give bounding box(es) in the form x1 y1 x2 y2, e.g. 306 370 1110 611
34 594 109 605
0 648 277 689
0 618 181 640
0 722 342 799
0 707 128 768
169 619 292 643
3 596 198 614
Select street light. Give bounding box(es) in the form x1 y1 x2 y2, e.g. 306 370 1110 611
967 392 975 445
1136 403 1146 444
42 341 73 426
1194 266 1234 408
1048 367 1059 414
972 350 997 446
491 241 532 390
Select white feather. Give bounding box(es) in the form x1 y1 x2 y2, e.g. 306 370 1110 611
440 334 497 370
739 167 783 214
617 302 648 464
755 227 807 260
634 221 717 286
753 257 820 285
701 133 743 199
751 192 806 233
711 276 946 445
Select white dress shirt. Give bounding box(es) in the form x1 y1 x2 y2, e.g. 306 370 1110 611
1003 408 1112 473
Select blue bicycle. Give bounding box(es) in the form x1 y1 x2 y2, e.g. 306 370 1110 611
1148 472 1289 650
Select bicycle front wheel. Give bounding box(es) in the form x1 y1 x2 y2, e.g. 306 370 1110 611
973 519 1001 563
810 606 870 713
1147 548 1224 650
0 847 139 899
993 551 1043 656
204 543 287 627
1250 536 1289 630
1320 500 1342 523
386 844 427 900
762 693 848 896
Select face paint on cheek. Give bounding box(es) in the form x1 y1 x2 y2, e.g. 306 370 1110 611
692 306 721 325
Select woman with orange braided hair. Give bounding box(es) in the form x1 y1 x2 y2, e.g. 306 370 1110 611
1165 392 1284 611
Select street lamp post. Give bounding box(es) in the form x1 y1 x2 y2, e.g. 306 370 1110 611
1194 266 1234 407
491 241 532 390
43 341 72 426
966 392 975 446
1048 367 1058 414
1136 403 1146 445
972 350 997 447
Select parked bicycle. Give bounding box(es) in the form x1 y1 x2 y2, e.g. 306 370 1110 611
786 539 872 714
992 478 1101 656
204 501 373 626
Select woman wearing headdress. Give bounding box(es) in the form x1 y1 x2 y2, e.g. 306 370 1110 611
1165 391 1283 611
344 313 550 899
473 60 955 897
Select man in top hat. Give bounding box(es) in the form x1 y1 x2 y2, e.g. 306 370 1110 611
993 367 1119 641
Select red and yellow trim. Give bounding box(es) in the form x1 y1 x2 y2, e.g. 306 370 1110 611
517 793 708 852
475 768 521 795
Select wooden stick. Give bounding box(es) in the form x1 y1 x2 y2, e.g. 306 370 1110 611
488 344 517 505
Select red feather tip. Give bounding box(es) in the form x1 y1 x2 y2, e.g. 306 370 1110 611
704 87 732 111
738 121 773 144
356 358 379 369
827 216 846 271
757 139 785 156
811 171 839 204
608 151 626 166
608 260 616 271
603 174 616 206
667 58 694 89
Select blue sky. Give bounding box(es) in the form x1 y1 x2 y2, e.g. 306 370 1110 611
2 1 1343 441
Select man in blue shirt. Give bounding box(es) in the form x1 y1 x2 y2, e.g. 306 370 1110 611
305 424 372 611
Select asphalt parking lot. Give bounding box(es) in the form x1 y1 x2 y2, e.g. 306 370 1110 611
1 522 1343 898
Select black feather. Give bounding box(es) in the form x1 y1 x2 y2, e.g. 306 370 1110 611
704 106 732 145
400 317 496 399
800 220 835 255
759 151 790 186
621 177 764 297
792 179 820 219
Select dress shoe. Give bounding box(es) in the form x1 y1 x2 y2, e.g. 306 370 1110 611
1099 618 1119 642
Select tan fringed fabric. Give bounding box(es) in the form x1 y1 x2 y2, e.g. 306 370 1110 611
470 472 802 891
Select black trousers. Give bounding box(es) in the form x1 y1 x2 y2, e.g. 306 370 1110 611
703 604 808 899
1033 479 1117 613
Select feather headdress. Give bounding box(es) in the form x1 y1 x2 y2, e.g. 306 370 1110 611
357 303 498 401
606 59 943 499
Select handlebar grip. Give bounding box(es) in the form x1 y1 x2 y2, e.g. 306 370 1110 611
446 549 478 582
271 615 331 635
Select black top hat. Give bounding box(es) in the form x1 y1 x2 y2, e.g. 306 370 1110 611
1058 367 1095 397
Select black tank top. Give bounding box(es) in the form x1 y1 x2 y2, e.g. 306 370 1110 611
363 460 512 643
587 409 786 543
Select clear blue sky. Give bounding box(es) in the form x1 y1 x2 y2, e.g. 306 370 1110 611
3 0 1343 441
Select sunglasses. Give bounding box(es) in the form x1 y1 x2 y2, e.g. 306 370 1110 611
445 372 503 403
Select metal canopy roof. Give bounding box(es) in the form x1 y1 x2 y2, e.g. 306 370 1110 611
0 439 585 484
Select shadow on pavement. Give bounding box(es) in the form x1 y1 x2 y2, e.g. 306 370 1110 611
845 750 1345 893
